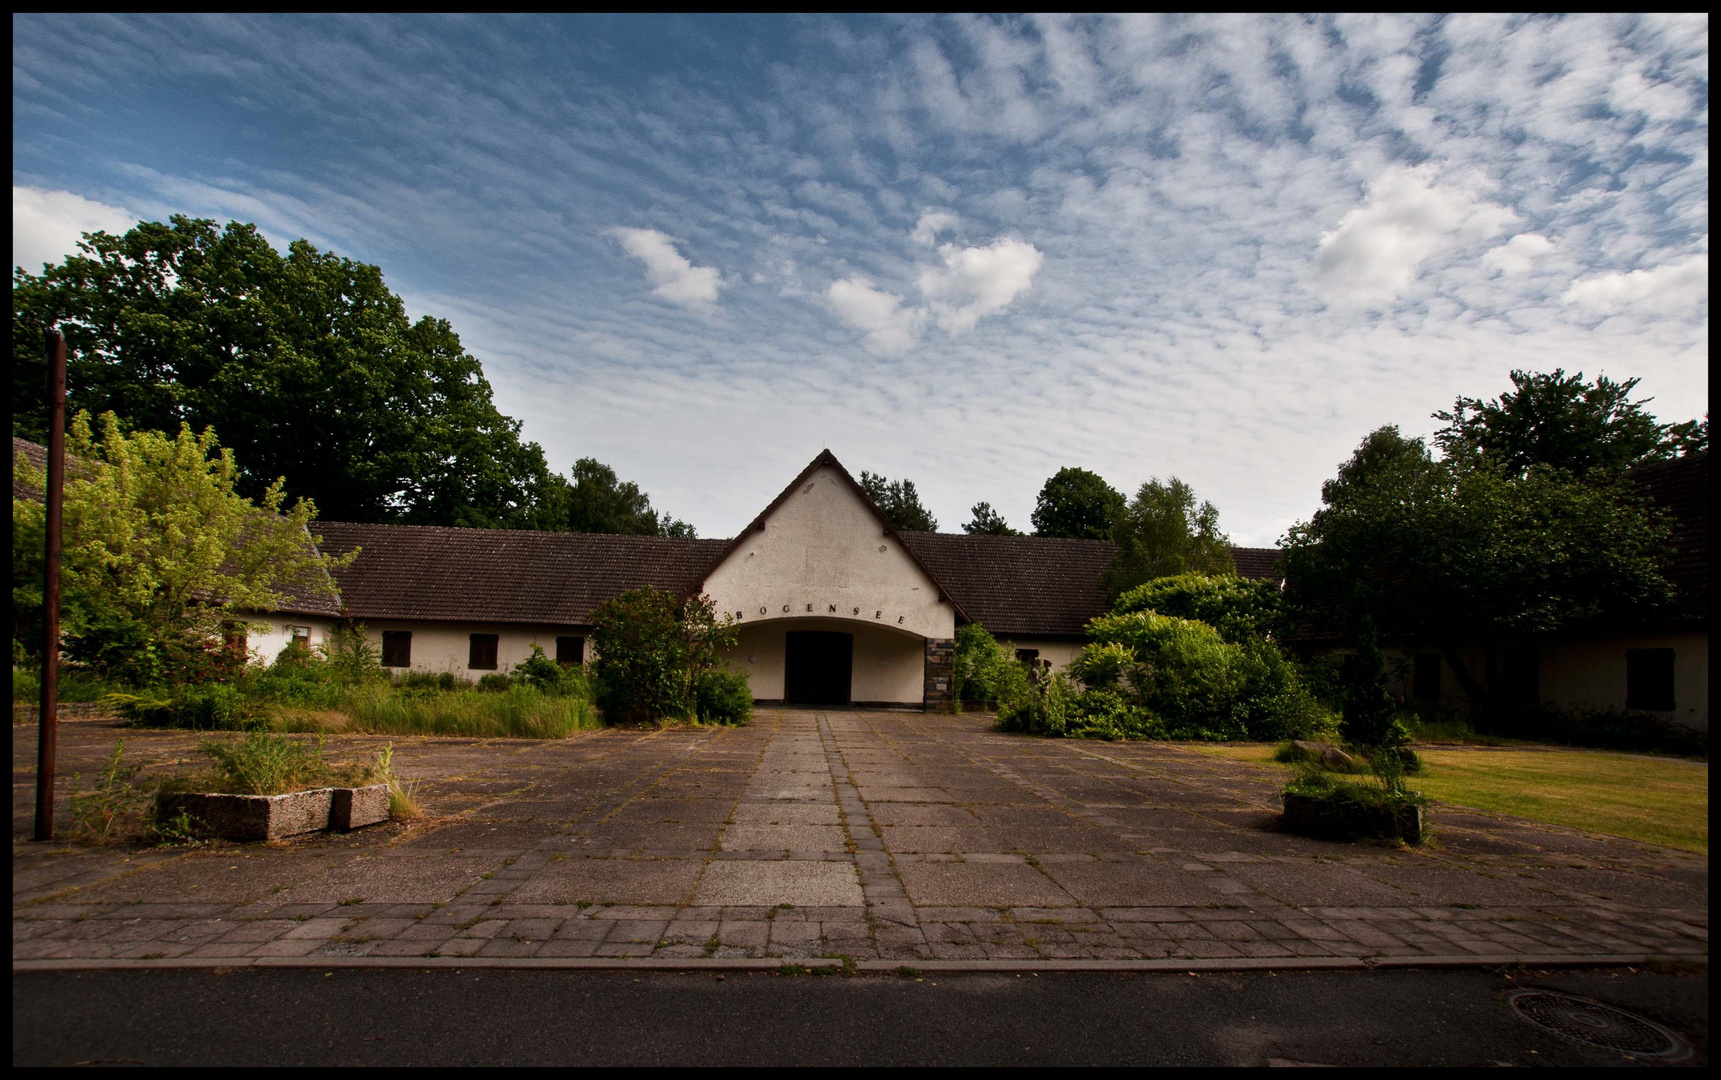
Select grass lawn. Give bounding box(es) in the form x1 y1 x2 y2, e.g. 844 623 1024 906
1184 743 1709 855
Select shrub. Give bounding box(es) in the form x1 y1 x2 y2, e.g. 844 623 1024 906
694 667 753 725
319 626 385 685
591 587 738 725
1339 621 1412 749
109 683 257 729
1113 573 1286 643
997 672 1076 736
477 673 513 692
953 624 1031 712
1280 765 1426 843
1476 705 1707 758
397 670 458 692
1073 610 1335 742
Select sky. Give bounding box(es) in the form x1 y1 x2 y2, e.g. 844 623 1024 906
12 14 1710 544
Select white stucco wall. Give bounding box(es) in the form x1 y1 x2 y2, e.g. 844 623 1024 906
701 464 956 643
726 619 925 704
357 621 589 679
993 637 1086 675
246 616 588 680
244 615 338 667
1388 630 1708 729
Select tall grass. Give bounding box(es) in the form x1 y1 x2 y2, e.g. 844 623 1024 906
274 683 601 739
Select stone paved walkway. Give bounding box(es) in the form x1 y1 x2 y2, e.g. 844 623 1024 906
12 710 1709 966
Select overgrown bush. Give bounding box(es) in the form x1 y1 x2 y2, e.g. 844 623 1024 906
1068 610 1334 741
694 668 753 725
477 673 513 692
591 587 740 725
953 625 1031 711
11 665 125 705
1112 573 1286 643
1339 621 1412 749
397 671 459 692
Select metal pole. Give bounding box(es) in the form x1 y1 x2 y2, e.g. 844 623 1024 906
34 329 66 842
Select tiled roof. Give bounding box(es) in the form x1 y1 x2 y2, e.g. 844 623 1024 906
901 533 1115 636
1631 450 1707 626
899 534 1284 637
314 521 727 626
13 436 49 499
1232 546 1284 580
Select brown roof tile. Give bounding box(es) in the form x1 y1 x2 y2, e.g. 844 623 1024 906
901 533 1115 636
315 521 727 626
1630 450 1707 626
899 534 1284 637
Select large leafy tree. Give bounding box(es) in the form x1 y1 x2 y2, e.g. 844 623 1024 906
13 412 354 684
859 471 938 532
13 216 555 528
535 458 694 537
962 501 1021 536
1031 467 1125 539
1282 426 1673 710
1103 477 1235 598
1434 368 1706 477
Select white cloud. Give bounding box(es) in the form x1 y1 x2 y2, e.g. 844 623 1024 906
607 227 724 308
1562 253 1709 313
918 238 1044 331
12 186 135 273
909 209 958 245
1481 232 1556 274
826 276 925 354
1305 165 1520 307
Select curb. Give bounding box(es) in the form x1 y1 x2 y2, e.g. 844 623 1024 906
12 952 1698 975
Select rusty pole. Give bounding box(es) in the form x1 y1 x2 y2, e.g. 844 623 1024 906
34 329 66 842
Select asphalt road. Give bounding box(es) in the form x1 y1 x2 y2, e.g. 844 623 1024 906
13 965 1707 1067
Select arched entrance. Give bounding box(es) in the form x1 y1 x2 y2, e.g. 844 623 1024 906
784 630 853 705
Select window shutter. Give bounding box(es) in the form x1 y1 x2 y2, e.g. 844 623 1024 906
470 634 499 671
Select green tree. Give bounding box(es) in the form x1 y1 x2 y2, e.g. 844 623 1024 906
535 458 695 537
12 412 354 685
13 216 556 528
1031 467 1124 539
1282 426 1674 711
859 471 938 532
962 501 1020 536
1433 368 1701 477
1103 477 1234 598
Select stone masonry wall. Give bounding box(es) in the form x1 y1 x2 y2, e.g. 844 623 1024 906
923 637 955 713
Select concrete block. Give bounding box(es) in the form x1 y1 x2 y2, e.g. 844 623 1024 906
156 788 333 841
331 784 390 830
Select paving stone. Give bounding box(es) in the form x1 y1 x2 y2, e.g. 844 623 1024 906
695 861 863 907
510 858 703 905
897 861 1073 908
13 711 1709 967
711 920 764 948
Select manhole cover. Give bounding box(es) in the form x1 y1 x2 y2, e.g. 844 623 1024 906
1508 990 1689 1059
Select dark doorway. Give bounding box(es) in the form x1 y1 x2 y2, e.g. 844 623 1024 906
784 631 853 706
